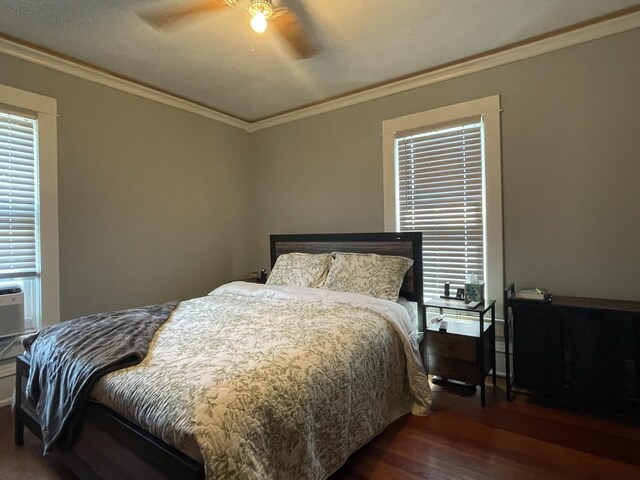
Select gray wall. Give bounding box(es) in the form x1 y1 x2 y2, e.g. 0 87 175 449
1 28 638 317
0 25 638 402
0 53 252 320
249 28 640 301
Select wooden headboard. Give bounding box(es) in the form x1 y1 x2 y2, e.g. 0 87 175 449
270 232 423 306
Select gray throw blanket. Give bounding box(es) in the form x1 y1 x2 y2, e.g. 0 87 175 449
22 301 178 453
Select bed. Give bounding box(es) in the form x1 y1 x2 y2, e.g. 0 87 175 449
14 232 429 480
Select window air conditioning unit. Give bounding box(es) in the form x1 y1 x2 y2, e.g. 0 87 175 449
0 287 24 339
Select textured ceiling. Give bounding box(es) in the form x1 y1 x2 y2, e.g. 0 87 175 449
0 0 637 121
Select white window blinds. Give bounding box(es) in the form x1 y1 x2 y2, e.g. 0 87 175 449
0 111 38 277
397 121 484 300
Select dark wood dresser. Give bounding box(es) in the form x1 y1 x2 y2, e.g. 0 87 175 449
504 284 640 420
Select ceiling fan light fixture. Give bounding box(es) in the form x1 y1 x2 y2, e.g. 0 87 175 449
251 12 268 33
248 0 273 33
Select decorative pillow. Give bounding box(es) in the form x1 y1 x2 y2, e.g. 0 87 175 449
323 252 413 301
266 253 332 288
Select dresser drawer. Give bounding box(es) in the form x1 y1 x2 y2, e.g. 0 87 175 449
427 330 476 362
426 330 481 384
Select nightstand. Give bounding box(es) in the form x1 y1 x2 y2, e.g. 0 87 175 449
424 299 496 406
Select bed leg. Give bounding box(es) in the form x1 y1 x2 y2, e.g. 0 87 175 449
15 414 24 446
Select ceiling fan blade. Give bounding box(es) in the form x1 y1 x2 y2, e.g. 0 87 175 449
271 7 317 59
139 0 235 30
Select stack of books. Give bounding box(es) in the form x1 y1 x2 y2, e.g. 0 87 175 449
514 288 550 302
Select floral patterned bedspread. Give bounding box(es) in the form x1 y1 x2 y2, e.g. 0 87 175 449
92 282 431 479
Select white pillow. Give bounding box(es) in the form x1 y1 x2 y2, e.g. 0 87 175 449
266 253 332 288
323 252 413 301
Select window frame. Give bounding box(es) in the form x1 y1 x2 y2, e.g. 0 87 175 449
382 96 504 312
0 84 59 337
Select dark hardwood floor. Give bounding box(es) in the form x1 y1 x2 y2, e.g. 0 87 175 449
1 380 639 480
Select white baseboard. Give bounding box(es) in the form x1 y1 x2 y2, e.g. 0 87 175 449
0 396 12 407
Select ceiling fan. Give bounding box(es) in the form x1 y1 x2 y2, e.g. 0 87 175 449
139 0 317 59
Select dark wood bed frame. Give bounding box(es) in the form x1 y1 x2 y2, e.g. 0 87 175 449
15 232 424 480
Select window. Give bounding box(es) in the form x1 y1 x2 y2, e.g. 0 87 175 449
0 111 39 332
0 84 59 359
396 121 484 299
383 96 503 310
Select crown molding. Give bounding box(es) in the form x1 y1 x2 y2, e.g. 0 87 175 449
0 37 252 132
1 9 639 134
248 10 640 132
